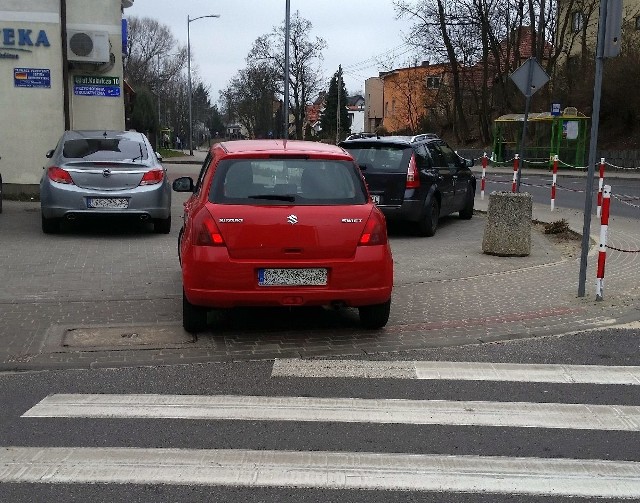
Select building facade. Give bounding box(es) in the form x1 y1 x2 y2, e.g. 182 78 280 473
364 76 383 133
0 0 133 193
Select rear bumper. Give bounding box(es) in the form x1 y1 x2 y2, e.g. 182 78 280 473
378 198 424 222
40 181 171 219
183 246 394 309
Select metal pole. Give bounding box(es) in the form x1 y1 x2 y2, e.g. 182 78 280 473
284 0 290 139
157 54 161 150
578 0 609 297
187 15 193 155
336 66 342 144
516 57 535 192
187 14 220 155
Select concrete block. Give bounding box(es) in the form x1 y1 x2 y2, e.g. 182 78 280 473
482 191 532 256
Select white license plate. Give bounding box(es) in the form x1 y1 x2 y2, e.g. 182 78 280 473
371 195 381 204
258 268 327 286
87 198 129 209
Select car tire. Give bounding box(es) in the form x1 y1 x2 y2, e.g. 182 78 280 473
459 185 475 220
358 299 391 329
417 197 439 237
154 215 171 234
183 290 208 334
41 214 61 234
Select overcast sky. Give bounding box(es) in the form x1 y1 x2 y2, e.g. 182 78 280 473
125 0 421 104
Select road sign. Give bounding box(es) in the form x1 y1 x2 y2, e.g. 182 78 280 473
510 58 549 97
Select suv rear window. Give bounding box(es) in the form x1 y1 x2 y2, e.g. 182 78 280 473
63 138 148 161
209 159 368 206
341 143 410 173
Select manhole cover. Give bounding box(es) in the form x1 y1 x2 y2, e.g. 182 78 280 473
63 325 193 349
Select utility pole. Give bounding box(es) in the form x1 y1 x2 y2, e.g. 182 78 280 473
284 0 290 139
336 65 342 144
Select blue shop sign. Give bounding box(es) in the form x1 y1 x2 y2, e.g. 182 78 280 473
14 68 51 88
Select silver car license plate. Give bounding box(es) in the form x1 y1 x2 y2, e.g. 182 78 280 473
87 198 129 209
258 268 328 286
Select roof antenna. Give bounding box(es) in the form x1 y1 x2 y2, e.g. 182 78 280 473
103 131 108 137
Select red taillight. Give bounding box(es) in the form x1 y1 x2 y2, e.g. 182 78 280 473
406 153 420 189
358 209 388 246
47 166 74 184
139 169 165 185
193 209 225 246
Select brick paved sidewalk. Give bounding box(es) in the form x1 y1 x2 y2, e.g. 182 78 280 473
0 182 638 371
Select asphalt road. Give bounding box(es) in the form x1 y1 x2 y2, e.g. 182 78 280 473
1 160 639 500
1 327 639 502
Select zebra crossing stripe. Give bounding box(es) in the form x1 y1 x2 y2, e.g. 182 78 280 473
1 446 639 498
271 359 640 384
22 394 640 430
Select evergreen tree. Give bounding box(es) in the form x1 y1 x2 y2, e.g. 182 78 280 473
130 87 159 141
320 67 350 142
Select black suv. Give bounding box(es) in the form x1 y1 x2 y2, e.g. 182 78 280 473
340 134 476 236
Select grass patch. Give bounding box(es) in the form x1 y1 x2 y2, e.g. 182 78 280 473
158 149 186 159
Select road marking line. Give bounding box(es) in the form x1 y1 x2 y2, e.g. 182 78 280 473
1 447 639 498
272 359 640 385
22 394 640 431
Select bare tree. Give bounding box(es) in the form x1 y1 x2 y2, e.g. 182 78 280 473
220 63 280 139
248 11 327 139
124 17 187 90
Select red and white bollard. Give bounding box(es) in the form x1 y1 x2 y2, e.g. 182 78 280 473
596 158 606 218
481 152 487 200
596 184 611 301
550 155 558 211
511 154 519 193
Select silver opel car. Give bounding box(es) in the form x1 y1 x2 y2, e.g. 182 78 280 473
40 130 171 234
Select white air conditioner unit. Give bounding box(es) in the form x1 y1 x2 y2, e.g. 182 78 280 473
67 30 111 63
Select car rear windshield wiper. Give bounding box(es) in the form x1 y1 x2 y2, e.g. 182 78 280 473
248 194 296 202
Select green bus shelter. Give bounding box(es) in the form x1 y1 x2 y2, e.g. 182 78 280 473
491 108 589 168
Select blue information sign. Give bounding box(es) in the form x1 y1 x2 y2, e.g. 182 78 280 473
14 68 51 88
74 85 121 97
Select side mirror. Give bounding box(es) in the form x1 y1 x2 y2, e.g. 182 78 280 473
46 150 55 158
172 176 195 192
156 152 163 162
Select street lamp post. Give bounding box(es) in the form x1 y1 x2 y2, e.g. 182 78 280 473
188 14 219 156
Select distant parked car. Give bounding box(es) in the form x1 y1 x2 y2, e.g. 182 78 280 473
340 134 476 236
40 130 171 234
172 139 394 333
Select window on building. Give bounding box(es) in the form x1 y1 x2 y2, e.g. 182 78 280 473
636 16 640 30
426 77 441 89
572 11 585 33
391 99 396 116
385 101 389 117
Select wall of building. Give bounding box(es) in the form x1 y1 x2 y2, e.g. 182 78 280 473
560 0 640 58
0 0 127 191
364 77 383 133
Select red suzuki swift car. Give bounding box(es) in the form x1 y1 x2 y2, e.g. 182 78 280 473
172 140 393 333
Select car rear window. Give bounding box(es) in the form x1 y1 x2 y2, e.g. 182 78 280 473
341 143 410 173
209 158 368 205
63 138 148 161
